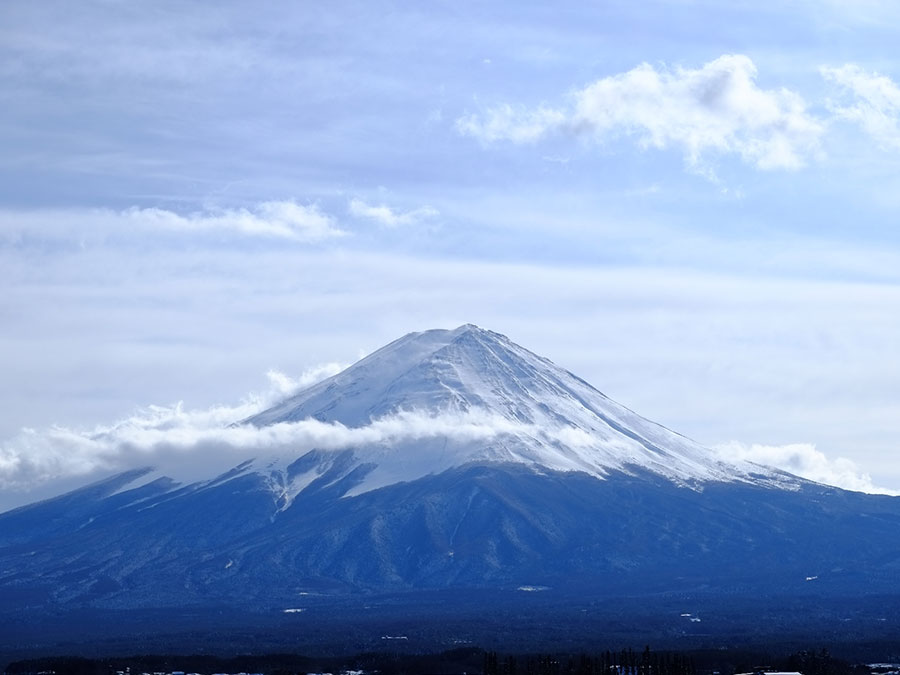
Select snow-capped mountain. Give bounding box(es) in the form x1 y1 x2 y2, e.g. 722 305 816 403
2 325 900 653
243 324 787 503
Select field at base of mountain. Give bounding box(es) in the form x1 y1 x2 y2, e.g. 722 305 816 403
3 589 900 665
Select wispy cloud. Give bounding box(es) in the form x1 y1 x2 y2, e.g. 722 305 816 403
348 198 438 228
457 105 567 144
822 64 900 150
128 201 345 241
457 54 824 172
265 362 348 398
0 201 346 245
715 441 898 495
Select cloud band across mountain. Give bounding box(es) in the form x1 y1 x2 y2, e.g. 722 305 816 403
0 399 595 499
1 365 893 511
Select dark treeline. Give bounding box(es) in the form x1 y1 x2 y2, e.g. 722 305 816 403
483 647 695 675
781 649 860 675
3 647 868 675
482 647 867 675
3 650 482 675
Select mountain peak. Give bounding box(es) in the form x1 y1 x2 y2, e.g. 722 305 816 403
244 325 787 495
246 323 522 427
451 322 482 333
389 323 500 355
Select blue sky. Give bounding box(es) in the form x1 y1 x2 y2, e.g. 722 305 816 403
2 0 900 507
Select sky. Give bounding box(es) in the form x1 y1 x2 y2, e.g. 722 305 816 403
2 0 900 510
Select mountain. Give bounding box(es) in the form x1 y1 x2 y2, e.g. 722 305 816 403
2 325 900 655
243 324 788 497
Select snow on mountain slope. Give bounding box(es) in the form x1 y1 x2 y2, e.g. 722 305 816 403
243 324 792 503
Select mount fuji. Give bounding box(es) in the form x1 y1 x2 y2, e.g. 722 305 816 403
2 325 900 653
242 323 787 495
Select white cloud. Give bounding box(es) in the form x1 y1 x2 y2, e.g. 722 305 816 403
456 104 567 144
348 198 438 228
822 64 900 150
0 201 346 244
265 362 348 400
0 363 350 496
715 441 899 495
457 54 824 172
0 394 574 501
128 201 345 241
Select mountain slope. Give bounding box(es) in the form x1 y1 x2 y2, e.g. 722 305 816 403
2 462 900 611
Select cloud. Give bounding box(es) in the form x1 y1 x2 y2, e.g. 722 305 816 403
715 441 899 495
457 54 824 172
0 201 346 244
348 198 438 228
266 362 348 396
821 64 900 150
0 363 349 496
0 395 570 502
127 201 345 241
5 358 899 510
456 104 567 144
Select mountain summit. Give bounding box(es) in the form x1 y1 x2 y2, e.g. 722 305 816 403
245 324 781 497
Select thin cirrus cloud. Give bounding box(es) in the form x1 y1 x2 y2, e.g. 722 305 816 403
821 63 900 150
348 198 439 228
457 54 825 172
